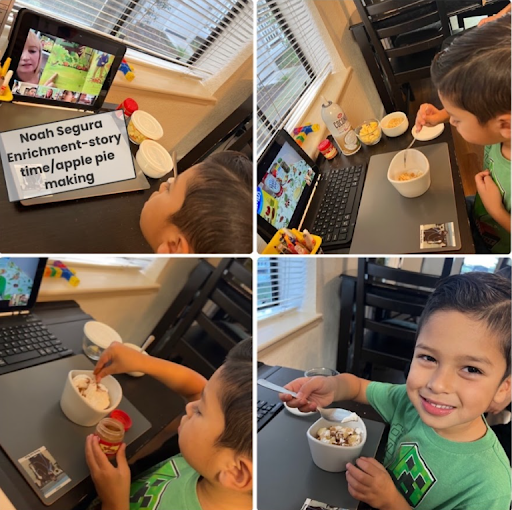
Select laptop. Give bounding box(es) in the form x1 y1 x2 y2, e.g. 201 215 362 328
257 129 367 251
0 257 73 375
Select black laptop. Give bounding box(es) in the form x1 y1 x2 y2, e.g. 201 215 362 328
0 257 73 375
257 130 367 251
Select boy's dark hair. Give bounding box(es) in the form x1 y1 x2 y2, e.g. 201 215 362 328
417 272 511 377
431 14 511 124
215 338 252 458
169 154 252 254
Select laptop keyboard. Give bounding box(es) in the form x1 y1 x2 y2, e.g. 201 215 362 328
257 399 283 431
0 316 73 375
311 163 367 248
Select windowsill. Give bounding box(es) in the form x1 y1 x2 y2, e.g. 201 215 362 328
257 311 323 352
38 264 160 301
111 55 217 105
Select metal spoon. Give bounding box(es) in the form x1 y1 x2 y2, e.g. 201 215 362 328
403 136 416 167
257 379 356 422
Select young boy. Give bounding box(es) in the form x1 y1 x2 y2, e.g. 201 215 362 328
139 151 253 254
282 273 511 510
84 338 252 510
415 15 511 253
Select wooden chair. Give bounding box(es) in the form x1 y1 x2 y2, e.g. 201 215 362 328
150 258 252 378
350 258 451 377
353 0 451 113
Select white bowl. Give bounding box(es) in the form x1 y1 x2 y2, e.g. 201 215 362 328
124 343 149 377
381 112 409 137
136 140 173 179
307 416 367 472
387 148 430 198
60 370 122 427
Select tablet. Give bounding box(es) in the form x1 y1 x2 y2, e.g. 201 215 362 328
2 9 126 111
257 130 320 241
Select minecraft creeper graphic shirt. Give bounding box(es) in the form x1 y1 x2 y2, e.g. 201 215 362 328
366 383 510 509
129 454 202 510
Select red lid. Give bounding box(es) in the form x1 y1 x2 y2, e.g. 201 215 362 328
122 98 139 116
318 139 332 151
110 410 132 431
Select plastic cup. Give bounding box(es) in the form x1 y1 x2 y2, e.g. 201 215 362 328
304 367 340 377
127 110 163 145
136 140 174 179
82 321 122 361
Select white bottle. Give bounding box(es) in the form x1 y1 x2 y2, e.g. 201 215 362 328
321 97 360 156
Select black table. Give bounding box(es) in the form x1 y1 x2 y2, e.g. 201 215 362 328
0 300 186 510
316 120 474 254
258 364 388 510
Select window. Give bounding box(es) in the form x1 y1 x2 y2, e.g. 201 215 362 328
257 0 331 153
257 257 308 319
460 256 502 274
13 0 253 77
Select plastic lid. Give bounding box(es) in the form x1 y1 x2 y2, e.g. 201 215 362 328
137 140 173 178
122 98 138 116
110 410 132 431
130 110 163 140
83 321 123 349
318 139 332 151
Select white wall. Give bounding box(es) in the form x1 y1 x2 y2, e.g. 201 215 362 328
73 258 201 346
259 257 358 371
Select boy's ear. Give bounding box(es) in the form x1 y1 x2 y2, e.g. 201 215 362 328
491 375 511 408
218 455 252 492
156 230 192 254
497 113 511 138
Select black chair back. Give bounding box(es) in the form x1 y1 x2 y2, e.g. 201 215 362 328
351 258 451 377
353 0 451 112
150 258 252 378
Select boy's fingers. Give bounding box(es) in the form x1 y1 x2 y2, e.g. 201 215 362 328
360 457 387 472
90 436 110 469
85 435 99 472
355 457 382 476
346 470 370 493
346 462 372 486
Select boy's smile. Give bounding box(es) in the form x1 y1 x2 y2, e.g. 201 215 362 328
406 310 510 442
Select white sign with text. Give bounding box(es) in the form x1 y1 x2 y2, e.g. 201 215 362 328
0 110 136 201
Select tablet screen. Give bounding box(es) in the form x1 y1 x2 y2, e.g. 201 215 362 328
12 29 114 107
257 140 316 231
3 9 126 111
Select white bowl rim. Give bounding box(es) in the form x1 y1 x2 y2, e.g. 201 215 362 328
68 369 121 412
381 111 407 120
387 149 429 183
307 416 367 449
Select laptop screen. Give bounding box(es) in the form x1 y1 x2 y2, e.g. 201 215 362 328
257 130 319 241
0 258 46 312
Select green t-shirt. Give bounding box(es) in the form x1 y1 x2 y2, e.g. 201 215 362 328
473 143 511 253
129 454 202 510
367 382 511 510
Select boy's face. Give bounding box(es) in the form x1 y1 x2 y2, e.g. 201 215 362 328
178 367 226 477
139 167 197 252
439 93 509 146
407 310 510 441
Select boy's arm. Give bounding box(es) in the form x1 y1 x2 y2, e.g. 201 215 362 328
475 171 511 233
333 373 371 404
94 343 207 402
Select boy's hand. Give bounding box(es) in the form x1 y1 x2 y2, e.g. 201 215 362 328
346 458 410 510
85 435 130 510
94 342 146 382
280 376 337 412
414 104 448 132
475 171 506 219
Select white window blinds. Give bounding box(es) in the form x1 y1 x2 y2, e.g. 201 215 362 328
257 0 331 153
257 257 308 319
12 0 253 77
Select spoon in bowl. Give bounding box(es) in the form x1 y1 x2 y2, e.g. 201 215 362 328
403 136 417 167
257 379 357 422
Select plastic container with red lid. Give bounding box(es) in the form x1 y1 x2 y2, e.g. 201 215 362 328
318 139 338 160
116 98 139 118
110 410 132 431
